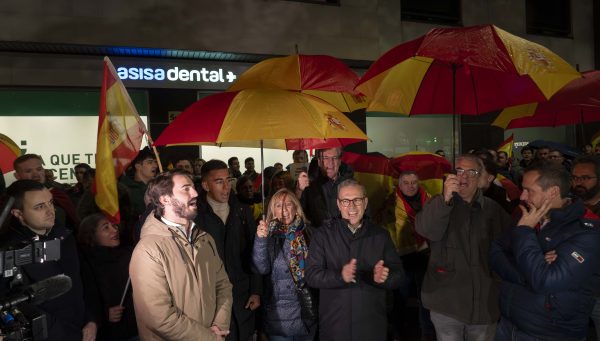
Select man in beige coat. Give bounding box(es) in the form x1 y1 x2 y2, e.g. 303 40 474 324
130 170 233 340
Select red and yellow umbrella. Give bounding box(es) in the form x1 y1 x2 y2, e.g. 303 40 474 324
153 89 369 150
228 54 367 112
493 70 600 129
0 133 22 173
357 24 580 116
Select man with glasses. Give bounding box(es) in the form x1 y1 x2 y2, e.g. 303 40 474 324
195 159 262 341
415 154 510 341
297 147 354 228
306 179 404 340
491 161 600 340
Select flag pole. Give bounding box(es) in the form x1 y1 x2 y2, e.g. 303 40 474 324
143 133 164 173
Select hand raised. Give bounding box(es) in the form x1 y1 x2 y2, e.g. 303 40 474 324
518 199 552 229
256 220 268 238
342 258 357 283
443 174 459 203
373 260 389 284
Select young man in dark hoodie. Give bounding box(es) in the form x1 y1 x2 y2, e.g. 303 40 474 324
0 180 94 341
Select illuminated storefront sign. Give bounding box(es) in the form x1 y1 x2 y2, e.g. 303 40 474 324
113 58 249 90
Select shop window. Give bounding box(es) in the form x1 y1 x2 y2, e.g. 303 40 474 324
401 0 462 26
526 0 572 38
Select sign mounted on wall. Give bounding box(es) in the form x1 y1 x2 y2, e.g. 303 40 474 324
112 58 249 90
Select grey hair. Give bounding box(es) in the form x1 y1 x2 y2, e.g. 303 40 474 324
456 153 484 171
337 178 366 198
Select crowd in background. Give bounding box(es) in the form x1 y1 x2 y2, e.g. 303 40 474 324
0 142 599 341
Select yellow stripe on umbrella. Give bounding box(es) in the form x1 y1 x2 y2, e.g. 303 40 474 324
0 133 22 173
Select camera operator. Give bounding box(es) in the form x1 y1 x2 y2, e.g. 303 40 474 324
0 180 96 341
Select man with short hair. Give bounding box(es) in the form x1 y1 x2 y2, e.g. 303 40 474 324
0 180 95 341
228 157 242 179
13 154 79 230
306 179 404 340
129 170 233 340
571 155 600 215
491 161 600 340
519 146 535 168
570 155 600 339
386 171 433 340
120 148 158 221
243 157 258 182
67 163 92 206
196 160 262 341
174 158 194 174
416 154 510 341
535 146 550 160
297 147 354 228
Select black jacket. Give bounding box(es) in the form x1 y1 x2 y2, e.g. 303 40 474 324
195 193 261 341
80 246 137 340
0 223 87 341
301 163 354 228
490 199 600 340
305 218 404 341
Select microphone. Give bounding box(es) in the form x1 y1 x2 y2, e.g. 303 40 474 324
0 274 72 310
446 169 463 203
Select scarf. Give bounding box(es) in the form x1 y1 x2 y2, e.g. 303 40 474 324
269 216 308 287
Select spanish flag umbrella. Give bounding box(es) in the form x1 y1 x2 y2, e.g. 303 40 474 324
356 24 580 116
0 133 22 173
228 54 367 112
390 151 452 196
153 89 368 150
492 70 600 129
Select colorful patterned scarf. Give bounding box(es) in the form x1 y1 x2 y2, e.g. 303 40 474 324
269 216 308 287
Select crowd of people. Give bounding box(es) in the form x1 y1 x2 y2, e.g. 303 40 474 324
0 143 599 341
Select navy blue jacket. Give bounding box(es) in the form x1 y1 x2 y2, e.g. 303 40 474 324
490 199 600 340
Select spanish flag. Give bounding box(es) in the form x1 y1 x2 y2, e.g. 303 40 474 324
94 57 148 223
497 134 514 159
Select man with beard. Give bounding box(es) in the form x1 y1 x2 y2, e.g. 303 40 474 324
129 170 233 340
571 155 600 215
570 155 600 340
196 160 262 341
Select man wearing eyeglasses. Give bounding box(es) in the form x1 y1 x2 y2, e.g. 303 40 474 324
415 154 510 341
305 179 404 341
298 147 354 228
570 155 600 340
490 161 600 340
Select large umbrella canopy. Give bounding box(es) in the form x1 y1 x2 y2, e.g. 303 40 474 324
0 133 22 173
356 24 580 116
153 89 369 150
492 71 600 129
228 54 367 112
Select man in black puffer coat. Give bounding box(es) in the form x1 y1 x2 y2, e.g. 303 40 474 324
306 179 404 341
491 161 600 340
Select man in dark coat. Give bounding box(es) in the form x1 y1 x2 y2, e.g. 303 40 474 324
196 159 262 341
416 154 510 341
491 161 600 340
298 147 354 228
305 179 404 341
0 180 94 341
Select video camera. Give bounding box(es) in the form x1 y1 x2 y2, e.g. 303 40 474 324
0 239 67 340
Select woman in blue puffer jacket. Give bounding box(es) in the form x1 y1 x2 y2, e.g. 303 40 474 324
252 188 316 341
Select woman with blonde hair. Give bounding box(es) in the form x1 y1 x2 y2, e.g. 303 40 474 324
252 188 316 341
